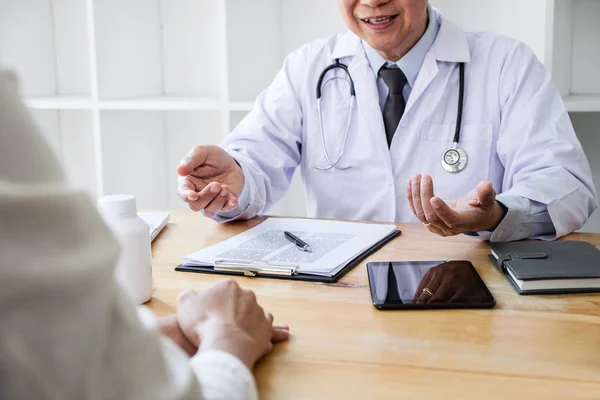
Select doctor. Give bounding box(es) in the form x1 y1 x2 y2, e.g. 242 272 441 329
177 0 597 241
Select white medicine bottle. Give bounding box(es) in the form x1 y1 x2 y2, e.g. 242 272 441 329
98 195 153 305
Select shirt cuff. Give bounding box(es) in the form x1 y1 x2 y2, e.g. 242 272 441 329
136 306 158 329
486 195 527 242
466 195 555 242
190 349 258 400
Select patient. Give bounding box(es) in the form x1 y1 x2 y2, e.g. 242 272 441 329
0 70 288 400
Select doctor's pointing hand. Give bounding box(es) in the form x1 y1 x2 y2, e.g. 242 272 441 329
177 0 597 242
176 145 243 217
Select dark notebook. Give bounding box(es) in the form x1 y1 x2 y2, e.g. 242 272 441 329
488 241 600 295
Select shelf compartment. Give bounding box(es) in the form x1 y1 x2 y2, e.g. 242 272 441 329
94 0 225 100
0 0 91 97
29 109 98 197
100 110 223 208
226 0 282 102
228 101 255 112
281 0 347 56
549 0 600 108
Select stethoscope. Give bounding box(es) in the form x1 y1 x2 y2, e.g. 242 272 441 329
313 59 468 173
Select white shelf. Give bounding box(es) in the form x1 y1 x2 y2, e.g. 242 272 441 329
25 96 94 110
99 96 223 111
226 0 282 102
100 110 223 208
25 96 234 111
0 0 91 98
94 0 224 100
564 95 600 113
548 0 600 106
228 102 255 111
29 109 97 197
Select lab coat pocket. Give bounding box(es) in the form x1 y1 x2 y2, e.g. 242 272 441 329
419 122 493 199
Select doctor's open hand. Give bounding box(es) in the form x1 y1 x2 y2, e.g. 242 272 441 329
407 174 507 237
177 145 245 216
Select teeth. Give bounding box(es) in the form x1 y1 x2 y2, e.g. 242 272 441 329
363 16 393 24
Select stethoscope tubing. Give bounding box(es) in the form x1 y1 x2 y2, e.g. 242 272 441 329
314 58 466 172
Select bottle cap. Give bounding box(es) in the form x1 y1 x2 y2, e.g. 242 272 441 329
98 195 137 218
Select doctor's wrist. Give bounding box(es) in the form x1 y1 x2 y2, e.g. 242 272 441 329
482 201 508 232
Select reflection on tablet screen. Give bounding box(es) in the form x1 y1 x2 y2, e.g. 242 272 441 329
367 261 494 306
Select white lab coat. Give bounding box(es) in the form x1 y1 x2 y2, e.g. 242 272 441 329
223 13 596 240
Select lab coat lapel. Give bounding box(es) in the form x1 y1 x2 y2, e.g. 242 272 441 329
403 14 471 117
403 51 439 116
347 44 391 163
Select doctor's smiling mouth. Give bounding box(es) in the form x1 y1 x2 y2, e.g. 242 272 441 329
340 0 429 61
361 14 399 31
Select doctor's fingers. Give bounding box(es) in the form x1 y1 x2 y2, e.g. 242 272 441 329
429 197 465 233
204 185 239 217
425 222 454 238
202 189 230 217
419 175 444 226
219 185 239 213
409 175 428 223
188 182 224 213
177 176 200 203
474 181 497 207
406 180 418 217
177 145 210 176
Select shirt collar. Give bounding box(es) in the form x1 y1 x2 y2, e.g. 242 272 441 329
362 4 440 88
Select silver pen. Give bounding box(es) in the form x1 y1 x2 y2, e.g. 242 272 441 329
284 231 313 252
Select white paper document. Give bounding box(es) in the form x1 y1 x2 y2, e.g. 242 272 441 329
138 212 170 242
183 218 397 277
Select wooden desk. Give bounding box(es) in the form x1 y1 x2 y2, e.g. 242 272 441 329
148 211 600 400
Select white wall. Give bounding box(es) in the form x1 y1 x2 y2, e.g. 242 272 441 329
571 112 600 233
430 0 549 62
281 0 346 56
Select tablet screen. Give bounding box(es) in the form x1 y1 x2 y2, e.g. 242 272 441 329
367 261 495 307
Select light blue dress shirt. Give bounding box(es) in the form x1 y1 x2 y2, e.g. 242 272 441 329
221 5 556 241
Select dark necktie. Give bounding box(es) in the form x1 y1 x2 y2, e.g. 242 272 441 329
379 66 407 147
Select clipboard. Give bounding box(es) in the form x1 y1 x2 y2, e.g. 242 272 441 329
175 229 401 283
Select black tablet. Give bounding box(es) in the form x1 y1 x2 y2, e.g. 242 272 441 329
366 260 495 310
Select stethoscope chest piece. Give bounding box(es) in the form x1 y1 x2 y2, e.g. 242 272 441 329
442 144 468 173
